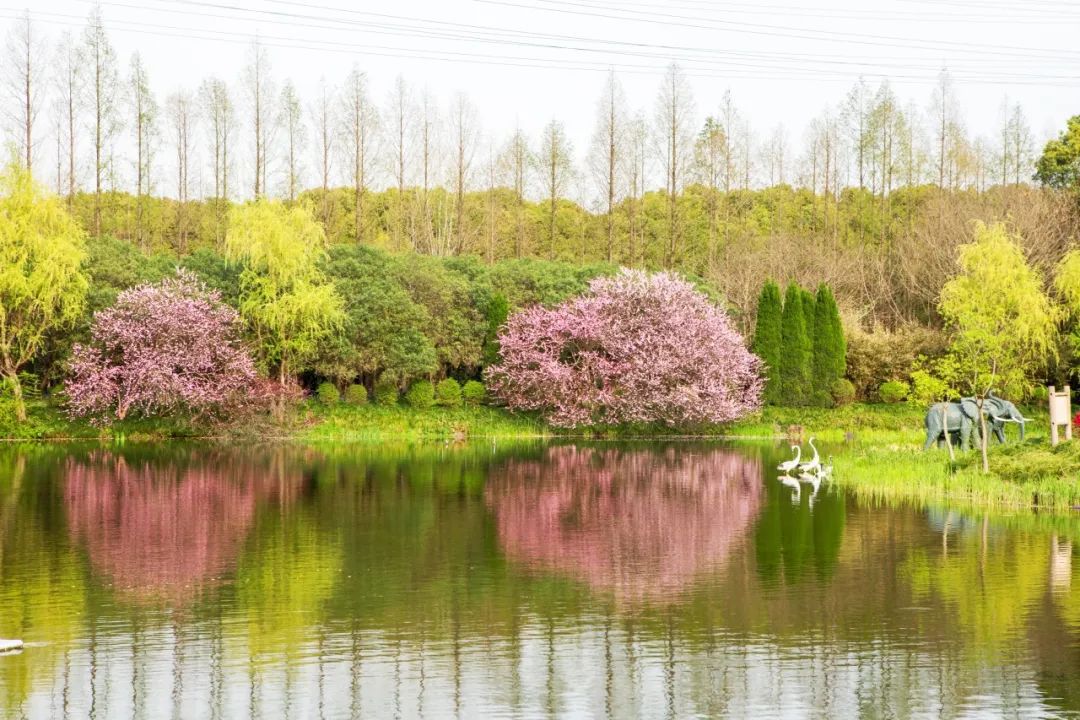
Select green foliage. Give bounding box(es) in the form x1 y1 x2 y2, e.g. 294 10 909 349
225 199 343 380
844 323 948 400
940 222 1057 400
462 380 486 406
482 293 510 367
909 369 953 405
779 283 811 405
751 281 783 405
811 284 845 397
374 379 399 406
810 390 834 408
344 383 368 405
435 378 463 407
318 245 437 385
830 378 856 406
1035 115 1080 190
316 382 340 405
405 380 435 409
878 380 910 403
0 163 89 421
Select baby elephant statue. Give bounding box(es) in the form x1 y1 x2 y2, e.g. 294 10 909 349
923 401 980 451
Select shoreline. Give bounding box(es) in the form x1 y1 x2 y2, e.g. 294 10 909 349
4 401 1079 513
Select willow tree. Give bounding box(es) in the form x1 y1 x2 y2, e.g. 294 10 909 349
939 222 1057 472
0 163 88 421
225 199 342 385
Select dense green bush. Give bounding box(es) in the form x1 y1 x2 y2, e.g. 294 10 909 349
345 383 368 405
810 390 834 408
830 378 857 406
879 380 910 403
405 380 435 409
374 379 399 406
435 378 462 407
462 380 486 405
316 382 340 405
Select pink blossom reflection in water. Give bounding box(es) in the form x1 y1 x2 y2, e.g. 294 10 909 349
486 445 763 605
64 451 298 605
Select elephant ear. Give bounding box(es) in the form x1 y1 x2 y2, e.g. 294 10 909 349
959 398 981 418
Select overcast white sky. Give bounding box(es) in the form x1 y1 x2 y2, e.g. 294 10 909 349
3 0 1078 185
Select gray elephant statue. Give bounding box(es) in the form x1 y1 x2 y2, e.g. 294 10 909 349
975 392 1029 443
923 401 981 451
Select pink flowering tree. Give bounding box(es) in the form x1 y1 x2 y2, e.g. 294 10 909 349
67 270 257 422
485 269 763 427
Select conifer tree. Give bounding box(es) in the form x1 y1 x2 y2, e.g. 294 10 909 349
780 283 811 405
751 280 783 404
811 284 839 401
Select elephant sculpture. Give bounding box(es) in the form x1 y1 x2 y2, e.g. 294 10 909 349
923 393 1028 451
923 401 981 451
978 393 1029 443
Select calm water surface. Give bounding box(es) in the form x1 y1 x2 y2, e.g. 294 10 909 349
2 441 1080 719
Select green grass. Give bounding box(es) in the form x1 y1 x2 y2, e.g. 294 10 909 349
295 402 550 442
0 399 204 441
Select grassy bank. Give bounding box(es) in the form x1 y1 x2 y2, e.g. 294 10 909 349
6 398 1079 513
295 403 549 442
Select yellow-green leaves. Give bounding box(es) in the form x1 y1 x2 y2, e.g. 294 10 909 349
225 199 343 379
938 222 1057 401
0 162 88 420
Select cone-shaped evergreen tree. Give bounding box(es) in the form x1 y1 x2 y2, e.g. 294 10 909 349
780 283 811 405
751 281 783 404
812 284 846 402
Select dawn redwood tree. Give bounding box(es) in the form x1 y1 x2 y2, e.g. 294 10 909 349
66 270 256 422
751 280 782 405
485 269 762 427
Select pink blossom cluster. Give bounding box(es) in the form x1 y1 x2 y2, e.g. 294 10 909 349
66 270 257 422
484 269 763 427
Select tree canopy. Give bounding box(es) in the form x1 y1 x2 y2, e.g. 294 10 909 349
0 163 88 420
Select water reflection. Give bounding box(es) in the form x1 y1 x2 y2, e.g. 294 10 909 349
3 443 1080 718
486 445 763 605
64 450 299 605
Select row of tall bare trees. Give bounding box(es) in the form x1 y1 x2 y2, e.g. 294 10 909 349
1 9 1040 259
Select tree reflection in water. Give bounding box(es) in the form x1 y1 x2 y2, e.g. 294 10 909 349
485 444 763 604
64 450 298 604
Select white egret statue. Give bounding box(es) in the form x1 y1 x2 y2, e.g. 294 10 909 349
798 437 821 474
777 445 801 475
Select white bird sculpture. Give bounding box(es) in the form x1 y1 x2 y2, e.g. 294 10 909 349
777 445 801 474
798 437 821 474
799 471 822 505
818 456 834 478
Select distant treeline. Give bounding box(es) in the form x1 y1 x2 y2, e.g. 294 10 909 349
62 182 1080 332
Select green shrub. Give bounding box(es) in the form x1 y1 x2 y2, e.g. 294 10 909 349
810 390 834 408
316 382 340 405
844 323 947 400
345 383 368 405
830 378 856 406
435 378 463 407
462 380 486 405
374 379 399 406
405 380 435 409
878 380 910 404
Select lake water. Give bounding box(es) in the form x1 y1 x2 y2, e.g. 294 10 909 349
2 441 1080 719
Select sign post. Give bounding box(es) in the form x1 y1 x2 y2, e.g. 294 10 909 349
1049 385 1072 446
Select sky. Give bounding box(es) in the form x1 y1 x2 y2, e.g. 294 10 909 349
2 0 1077 190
